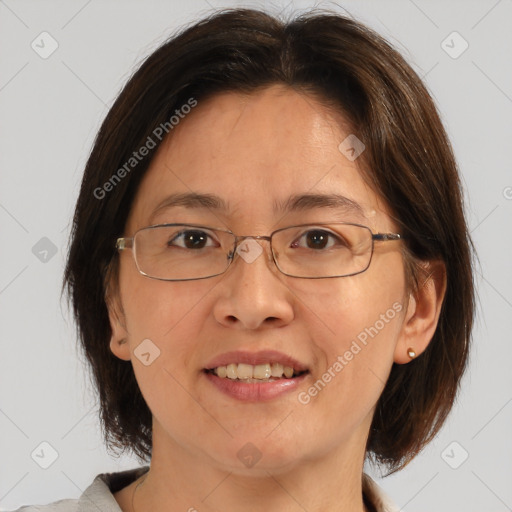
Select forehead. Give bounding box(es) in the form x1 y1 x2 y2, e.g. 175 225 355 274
126 85 391 232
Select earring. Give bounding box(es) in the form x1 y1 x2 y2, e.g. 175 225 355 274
407 347 416 359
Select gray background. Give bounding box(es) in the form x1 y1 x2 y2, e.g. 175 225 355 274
1 0 511 510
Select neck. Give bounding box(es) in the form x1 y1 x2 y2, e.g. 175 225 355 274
130 421 371 512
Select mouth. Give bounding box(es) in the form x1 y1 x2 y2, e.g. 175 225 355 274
202 350 310 400
204 363 309 382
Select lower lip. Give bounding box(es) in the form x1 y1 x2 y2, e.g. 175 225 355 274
203 371 309 401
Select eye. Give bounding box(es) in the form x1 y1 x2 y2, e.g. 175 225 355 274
290 228 348 250
168 229 219 250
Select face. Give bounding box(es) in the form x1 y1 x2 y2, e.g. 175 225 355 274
109 84 412 473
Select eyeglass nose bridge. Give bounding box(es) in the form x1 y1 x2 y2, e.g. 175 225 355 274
227 234 274 263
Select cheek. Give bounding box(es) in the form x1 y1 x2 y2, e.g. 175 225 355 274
292 254 406 413
118 266 215 397
292 252 405 351
120 277 211 416
120 265 206 340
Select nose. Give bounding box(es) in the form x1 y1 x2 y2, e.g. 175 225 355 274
212 237 295 330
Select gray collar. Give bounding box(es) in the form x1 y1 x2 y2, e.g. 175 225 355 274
77 466 149 512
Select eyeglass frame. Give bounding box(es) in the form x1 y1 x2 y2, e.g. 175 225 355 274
115 222 402 281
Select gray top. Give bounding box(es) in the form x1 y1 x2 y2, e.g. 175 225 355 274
11 467 400 512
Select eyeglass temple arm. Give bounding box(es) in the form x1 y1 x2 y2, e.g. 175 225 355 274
116 237 134 250
372 233 402 241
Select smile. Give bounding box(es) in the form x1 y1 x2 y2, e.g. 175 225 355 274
206 363 306 381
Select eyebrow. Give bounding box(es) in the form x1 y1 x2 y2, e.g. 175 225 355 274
276 193 366 218
149 191 367 223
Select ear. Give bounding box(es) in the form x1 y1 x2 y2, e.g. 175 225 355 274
105 279 131 362
394 260 447 364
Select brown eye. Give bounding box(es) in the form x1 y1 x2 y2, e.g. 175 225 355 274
168 230 216 250
291 229 347 250
305 230 329 249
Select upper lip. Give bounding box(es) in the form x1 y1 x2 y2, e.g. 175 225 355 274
204 350 309 372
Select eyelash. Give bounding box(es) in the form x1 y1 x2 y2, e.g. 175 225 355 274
168 228 347 250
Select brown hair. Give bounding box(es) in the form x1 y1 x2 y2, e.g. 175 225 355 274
63 7 475 474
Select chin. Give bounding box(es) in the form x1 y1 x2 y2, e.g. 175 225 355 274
206 436 311 475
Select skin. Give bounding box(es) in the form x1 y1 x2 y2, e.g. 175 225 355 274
108 84 446 512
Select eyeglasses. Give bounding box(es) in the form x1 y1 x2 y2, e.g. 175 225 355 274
115 222 402 281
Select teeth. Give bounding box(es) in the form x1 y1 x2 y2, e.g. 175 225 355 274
270 363 283 377
237 363 253 379
213 363 300 380
226 363 237 379
283 366 294 378
253 364 271 379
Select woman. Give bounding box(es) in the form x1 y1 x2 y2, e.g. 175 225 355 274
14 7 474 512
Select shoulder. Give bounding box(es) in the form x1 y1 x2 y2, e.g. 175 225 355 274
362 472 401 512
9 499 78 512
9 466 150 512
